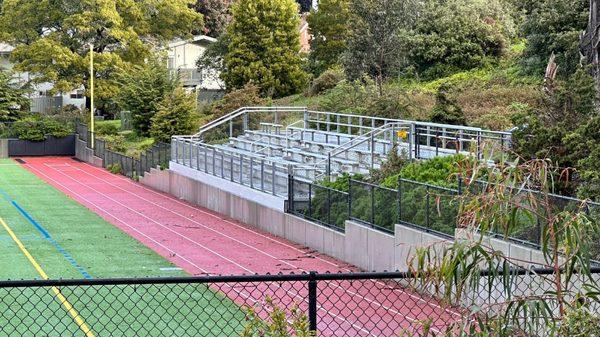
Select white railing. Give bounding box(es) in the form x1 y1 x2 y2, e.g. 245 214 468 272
173 106 515 196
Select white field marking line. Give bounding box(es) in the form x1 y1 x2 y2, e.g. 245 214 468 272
77 162 344 267
25 165 347 337
34 164 376 337
64 163 436 329
75 161 462 319
22 165 262 322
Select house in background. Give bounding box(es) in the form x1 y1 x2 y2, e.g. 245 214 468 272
1 43 86 114
167 35 225 103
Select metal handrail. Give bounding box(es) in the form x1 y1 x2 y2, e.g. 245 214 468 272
294 122 411 180
194 106 308 140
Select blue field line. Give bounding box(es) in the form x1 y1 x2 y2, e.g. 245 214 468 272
0 189 93 279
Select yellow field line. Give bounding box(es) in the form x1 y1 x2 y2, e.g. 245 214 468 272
0 217 96 337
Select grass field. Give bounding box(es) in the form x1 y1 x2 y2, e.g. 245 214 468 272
0 158 246 336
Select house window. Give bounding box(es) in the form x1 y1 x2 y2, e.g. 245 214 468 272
70 90 84 99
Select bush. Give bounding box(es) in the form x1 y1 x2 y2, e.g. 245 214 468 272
95 121 120 136
428 84 466 126
106 163 122 175
150 88 197 143
307 67 345 96
211 83 266 118
11 116 73 141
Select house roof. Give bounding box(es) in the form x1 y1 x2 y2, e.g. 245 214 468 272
168 35 217 49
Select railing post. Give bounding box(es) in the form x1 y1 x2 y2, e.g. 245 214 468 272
287 174 293 213
303 108 308 129
260 160 265 191
308 183 312 218
272 162 277 195
370 132 375 170
397 176 402 224
370 184 375 225
327 188 332 225
426 185 430 228
308 271 318 333
348 179 352 219
326 153 331 182
457 175 463 195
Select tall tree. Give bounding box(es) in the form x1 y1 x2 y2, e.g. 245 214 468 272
342 0 418 93
0 0 202 108
192 0 231 37
223 0 309 98
116 58 178 136
307 0 350 75
0 70 28 121
521 0 588 77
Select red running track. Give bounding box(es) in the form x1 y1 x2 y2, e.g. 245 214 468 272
22 157 462 336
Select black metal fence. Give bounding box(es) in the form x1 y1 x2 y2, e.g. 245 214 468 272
76 122 170 179
288 176 600 250
2 269 597 337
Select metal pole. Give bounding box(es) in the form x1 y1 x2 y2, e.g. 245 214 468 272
397 176 402 224
370 184 375 225
89 43 95 150
272 162 276 195
348 179 352 219
308 272 318 332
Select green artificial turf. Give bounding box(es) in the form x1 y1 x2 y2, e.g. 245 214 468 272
0 159 246 337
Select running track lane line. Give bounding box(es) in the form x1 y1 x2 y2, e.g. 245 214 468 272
41 159 459 333
18 165 322 335
58 162 451 331
47 161 454 334
26 162 378 337
66 159 461 319
0 217 96 337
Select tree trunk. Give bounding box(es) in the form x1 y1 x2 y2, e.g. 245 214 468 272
581 0 600 86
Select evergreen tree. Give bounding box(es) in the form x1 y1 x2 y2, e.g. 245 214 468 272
223 0 309 98
116 59 178 136
150 87 197 143
307 0 350 75
0 70 28 121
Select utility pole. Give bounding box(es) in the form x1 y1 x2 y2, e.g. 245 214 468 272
89 43 95 149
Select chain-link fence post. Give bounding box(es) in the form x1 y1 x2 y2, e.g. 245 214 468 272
308 271 318 332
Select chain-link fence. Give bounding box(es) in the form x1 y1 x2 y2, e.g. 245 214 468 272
1 269 598 337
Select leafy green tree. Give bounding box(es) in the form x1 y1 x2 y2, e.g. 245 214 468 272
342 0 418 92
223 0 309 98
307 0 350 75
405 0 515 79
150 87 197 143
0 70 28 121
192 0 231 37
116 59 178 135
521 0 588 76
0 0 202 106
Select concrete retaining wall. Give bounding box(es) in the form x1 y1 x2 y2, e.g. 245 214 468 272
140 166 452 271
75 137 103 167
0 139 7 158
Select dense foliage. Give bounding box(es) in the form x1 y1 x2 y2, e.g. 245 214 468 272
116 59 178 136
0 0 201 104
150 88 197 143
192 0 231 37
512 69 598 200
223 0 308 97
10 115 73 141
521 0 589 76
0 70 28 121
306 0 350 75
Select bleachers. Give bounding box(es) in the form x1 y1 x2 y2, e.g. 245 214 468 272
171 107 513 198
